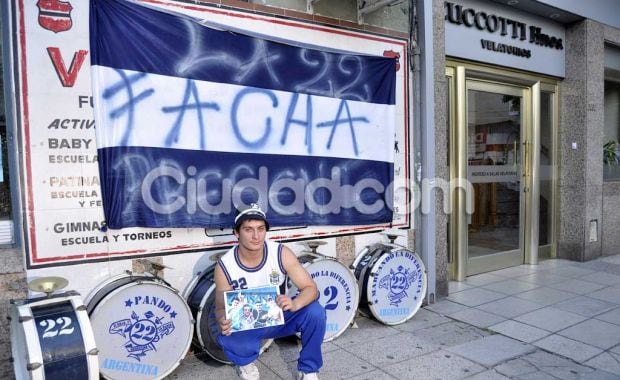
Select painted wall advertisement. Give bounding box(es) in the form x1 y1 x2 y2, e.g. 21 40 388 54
10 0 409 267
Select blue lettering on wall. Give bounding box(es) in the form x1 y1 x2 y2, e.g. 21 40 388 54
317 99 368 156
281 93 313 154
102 74 372 157
231 88 277 149
162 79 220 150
235 39 282 84
103 70 154 145
91 0 396 230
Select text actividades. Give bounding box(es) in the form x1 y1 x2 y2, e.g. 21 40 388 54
48 118 95 129
101 358 158 376
445 2 563 50
480 39 531 58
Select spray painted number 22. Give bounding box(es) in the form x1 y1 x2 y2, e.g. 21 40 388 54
39 317 75 338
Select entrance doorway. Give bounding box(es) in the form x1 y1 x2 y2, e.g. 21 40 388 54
447 62 558 280
467 82 525 274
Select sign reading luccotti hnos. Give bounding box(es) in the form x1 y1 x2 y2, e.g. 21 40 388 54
444 0 566 77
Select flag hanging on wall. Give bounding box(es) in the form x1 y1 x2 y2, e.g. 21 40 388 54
90 0 396 229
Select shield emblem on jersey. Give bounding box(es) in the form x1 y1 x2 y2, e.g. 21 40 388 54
37 0 73 33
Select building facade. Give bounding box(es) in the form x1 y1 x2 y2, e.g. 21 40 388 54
0 1 416 377
0 0 619 378
432 0 620 284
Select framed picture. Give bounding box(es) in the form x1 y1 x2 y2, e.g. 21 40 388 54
224 285 284 332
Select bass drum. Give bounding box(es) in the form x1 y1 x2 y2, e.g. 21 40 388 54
85 273 193 380
10 291 99 380
288 253 359 342
183 264 272 364
351 243 427 325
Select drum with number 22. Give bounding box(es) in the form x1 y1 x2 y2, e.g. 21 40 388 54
352 243 427 325
85 272 193 380
10 291 99 380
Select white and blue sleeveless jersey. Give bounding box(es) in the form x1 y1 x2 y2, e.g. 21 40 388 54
218 240 287 290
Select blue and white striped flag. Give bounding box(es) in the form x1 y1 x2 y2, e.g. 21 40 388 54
90 0 396 229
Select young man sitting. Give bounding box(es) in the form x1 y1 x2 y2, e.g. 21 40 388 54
215 204 326 380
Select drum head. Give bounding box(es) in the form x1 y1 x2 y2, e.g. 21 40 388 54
289 257 359 342
89 280 193 380
365 248 427 325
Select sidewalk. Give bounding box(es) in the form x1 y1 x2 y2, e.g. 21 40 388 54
168 255 620 379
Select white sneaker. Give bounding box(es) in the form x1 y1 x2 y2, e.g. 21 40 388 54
298 372 319 380
236 362 260 380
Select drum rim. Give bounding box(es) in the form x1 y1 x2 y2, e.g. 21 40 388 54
90 280 194 380
69 296 100 378
193 279 216 354
365 249 428 325
11 301 41 380
84 273 159 314
185 270 233 364
350 245 372 271
357 248 385 306
181 272 203 300
352 243 392 277
181 265 216 300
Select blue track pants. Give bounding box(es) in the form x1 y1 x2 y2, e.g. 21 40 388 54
217 300 326 373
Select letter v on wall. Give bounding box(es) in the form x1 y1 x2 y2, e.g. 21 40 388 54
47 47 88 87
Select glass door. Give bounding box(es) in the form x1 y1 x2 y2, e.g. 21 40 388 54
466 81 526 275
447 62 558 280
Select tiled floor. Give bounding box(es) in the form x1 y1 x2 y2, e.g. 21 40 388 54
439 256 620 372
167 255 620 379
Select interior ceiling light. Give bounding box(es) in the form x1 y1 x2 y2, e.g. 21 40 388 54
507 0 519 5
550 13 560 19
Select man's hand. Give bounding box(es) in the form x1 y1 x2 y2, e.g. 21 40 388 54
276 294 298 312
219 317 233 336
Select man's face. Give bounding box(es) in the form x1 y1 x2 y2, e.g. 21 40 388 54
243 306 252 316
235 219 267 251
